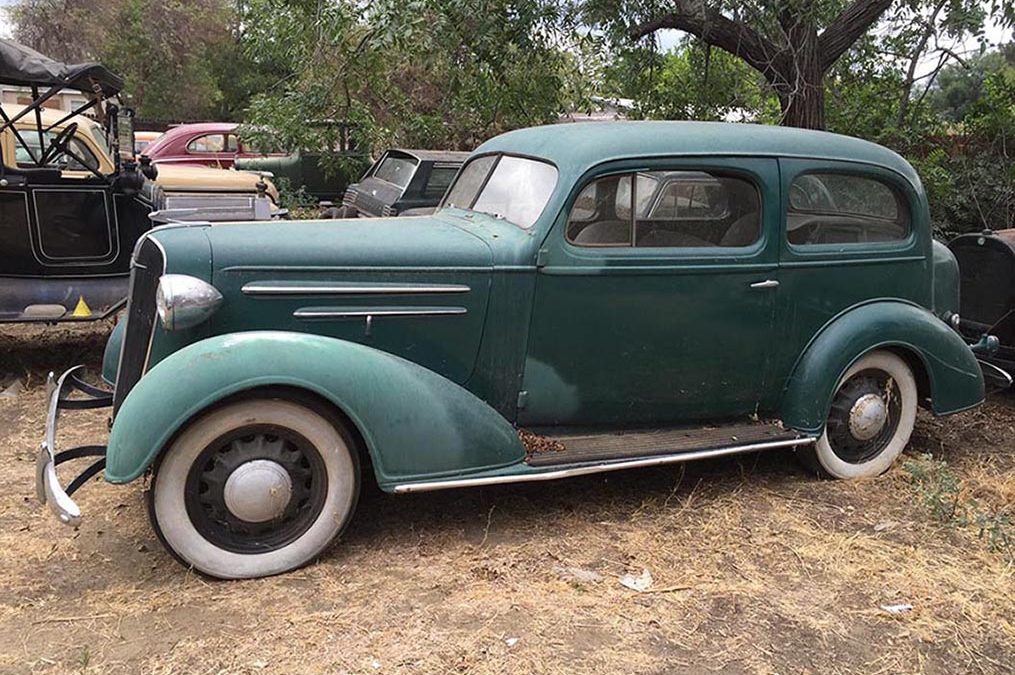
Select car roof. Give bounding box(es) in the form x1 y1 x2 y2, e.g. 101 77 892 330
1 104 102 132
475 121 920 185
389 148 470 163
161 122 238 137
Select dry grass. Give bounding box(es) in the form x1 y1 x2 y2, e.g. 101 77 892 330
0 322 1013 674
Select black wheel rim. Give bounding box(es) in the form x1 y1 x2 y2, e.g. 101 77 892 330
825 368 902 464
184 424 328 554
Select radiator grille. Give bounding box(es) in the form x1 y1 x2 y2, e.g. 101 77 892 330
112 237 164 414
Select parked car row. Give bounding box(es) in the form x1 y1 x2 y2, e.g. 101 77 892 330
6 37 1010 584
35 118 1004 579
0 39 282 324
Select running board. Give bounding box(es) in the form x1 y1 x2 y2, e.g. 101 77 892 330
391 425 814 494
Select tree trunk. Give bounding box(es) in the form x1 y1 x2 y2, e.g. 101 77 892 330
772 32 825 129
778 82 825 129
627 0 895 131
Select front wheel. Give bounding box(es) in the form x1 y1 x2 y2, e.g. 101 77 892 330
798 350 918 479
148 396 359 579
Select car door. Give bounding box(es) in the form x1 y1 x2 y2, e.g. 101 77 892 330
9 128 119 272
518 157 781 427
767 159 930 386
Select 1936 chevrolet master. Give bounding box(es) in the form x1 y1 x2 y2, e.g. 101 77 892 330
37 122 996 579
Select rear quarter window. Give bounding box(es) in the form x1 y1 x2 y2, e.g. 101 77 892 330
788 172 910 246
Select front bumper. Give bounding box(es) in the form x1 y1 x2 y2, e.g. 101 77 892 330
36 366 112 526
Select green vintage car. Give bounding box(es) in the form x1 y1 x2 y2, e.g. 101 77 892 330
38 122 996 579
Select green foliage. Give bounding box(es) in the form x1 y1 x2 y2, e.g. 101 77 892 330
10 0 279 122
604 39 780 122
237 0 580 154
903 453 1013 562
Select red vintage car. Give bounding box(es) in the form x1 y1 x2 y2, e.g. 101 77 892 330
143 122 281 169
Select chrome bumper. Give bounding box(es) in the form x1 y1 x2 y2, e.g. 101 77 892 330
36 366 112 527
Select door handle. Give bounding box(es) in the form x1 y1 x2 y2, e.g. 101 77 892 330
750 280 780 289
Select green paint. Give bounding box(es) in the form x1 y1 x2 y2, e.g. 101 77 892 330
102 122 984 490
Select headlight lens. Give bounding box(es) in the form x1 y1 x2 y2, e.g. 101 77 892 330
155 274 223 331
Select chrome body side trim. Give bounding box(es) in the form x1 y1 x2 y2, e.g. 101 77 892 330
293 306 467 320
242 281 471 296
391 437 814 494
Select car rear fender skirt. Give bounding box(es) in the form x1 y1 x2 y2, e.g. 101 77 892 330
105 331 524 486
780 300 984 435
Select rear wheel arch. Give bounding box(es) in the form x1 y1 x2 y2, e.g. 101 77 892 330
883 345 933 408
780 300 982 434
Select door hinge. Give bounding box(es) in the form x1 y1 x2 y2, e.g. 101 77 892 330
516 390 528 410
535 248 549 268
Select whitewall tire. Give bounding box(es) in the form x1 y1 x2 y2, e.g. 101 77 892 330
148 395 359 579
800 350 918 479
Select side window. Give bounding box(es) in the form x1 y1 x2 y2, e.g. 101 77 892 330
788 173 910 246
13 131 100 172
423 166 458 199
225 134 239 152
187 134 226 153
567 170 761 248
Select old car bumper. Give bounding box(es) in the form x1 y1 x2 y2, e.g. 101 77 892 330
962 332 1014 390
36 366 112 527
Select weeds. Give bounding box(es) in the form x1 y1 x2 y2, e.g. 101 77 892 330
903 453 1014 562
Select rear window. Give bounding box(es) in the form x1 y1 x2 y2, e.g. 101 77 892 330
372 154 419 189
187 134 227 153
788 173 910 246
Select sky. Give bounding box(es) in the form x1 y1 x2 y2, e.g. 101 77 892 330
0 0 13 39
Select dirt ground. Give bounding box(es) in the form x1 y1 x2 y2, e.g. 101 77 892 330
0 322 1012 675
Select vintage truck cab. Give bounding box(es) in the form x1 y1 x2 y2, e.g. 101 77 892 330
37 121 996 579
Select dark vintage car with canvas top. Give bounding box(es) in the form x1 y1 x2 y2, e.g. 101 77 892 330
38 121 999 579
334 148 467 218
0 39 279 324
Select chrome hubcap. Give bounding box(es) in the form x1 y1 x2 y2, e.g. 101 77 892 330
848 393 888 442
223 460 293 523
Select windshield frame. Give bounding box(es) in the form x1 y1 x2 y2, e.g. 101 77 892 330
440 151 559 230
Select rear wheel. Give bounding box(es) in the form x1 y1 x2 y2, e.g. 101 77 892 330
148 396 359 579
798 350 918 479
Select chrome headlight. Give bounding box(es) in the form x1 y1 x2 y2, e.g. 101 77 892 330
155 274 223 331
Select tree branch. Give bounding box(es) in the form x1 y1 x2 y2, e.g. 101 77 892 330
818 0 894 72
628 1 782 80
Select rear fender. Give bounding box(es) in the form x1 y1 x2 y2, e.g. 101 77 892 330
106 331 524 488
781 300 984 434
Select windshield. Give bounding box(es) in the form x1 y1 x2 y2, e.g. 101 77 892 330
442 154 558 229
372 153 418 188
12 129 102 172
89 126 113 161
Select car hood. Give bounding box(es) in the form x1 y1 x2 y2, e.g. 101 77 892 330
205 214 493 269
155 164 280 202
192 214 498 385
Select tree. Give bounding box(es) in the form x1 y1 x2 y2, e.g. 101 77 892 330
238 0 585 154
9 0 269 122
587 0 904 129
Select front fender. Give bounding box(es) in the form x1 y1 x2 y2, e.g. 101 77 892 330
106 331 524 488
782 300 984 434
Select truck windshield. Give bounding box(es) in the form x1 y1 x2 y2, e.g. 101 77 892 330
372 153 418 188
442 154 558 229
